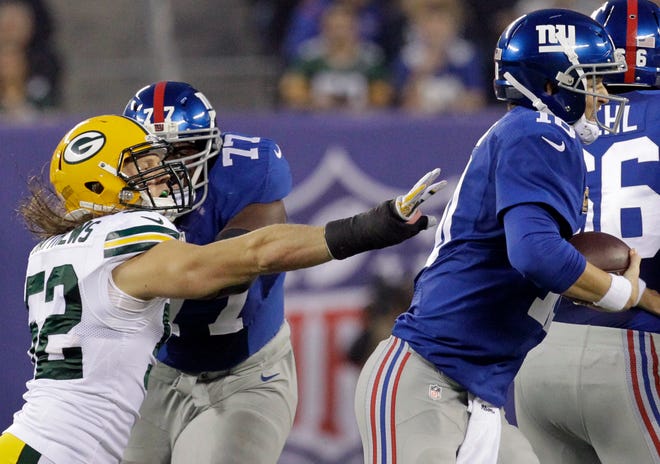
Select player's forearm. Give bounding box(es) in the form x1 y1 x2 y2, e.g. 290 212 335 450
561 261 614 303
241 223 332 275
562 259 645 311
175 224 331 294
638 287 660 315
207 201 289 296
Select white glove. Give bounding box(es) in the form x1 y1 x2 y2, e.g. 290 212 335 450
394 168 447 226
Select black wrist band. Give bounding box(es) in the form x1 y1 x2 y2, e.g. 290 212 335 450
324 200 428 260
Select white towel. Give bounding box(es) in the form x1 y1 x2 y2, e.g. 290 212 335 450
456 393 501 464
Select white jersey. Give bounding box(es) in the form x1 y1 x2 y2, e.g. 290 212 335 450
5 210 180 464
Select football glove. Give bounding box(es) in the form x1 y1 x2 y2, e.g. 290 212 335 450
394 168 447 226
325 167 446 260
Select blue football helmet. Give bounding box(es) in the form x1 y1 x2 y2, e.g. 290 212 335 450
592 0 660 87
123 81 221 215
494 9 628 133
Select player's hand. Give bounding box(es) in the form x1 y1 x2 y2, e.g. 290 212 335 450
622 248 642 309
395 168 447 227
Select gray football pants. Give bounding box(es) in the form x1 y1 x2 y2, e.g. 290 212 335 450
354 336 539 463
515 322 660 464
122 322 297 464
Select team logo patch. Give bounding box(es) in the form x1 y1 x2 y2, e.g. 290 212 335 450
63 131 106 164
260 372 280 382
536 24 576 53
541 136 566 152
428 384 443 401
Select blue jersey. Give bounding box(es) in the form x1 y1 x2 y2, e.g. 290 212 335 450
393 106 587 406
157 132 292 372
554 90 660 331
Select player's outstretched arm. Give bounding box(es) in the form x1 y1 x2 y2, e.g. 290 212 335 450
208 200 288 297
114 169 446 300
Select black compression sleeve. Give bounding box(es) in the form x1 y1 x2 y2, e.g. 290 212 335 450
324 200 429 260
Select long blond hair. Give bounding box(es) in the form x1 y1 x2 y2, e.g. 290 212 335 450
18 173 95 239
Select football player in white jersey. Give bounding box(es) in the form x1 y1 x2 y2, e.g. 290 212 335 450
0 114 445 464
514 1 660 463
354 8 660 464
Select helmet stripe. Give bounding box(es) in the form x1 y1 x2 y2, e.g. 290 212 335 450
625 0 639 83
153 81 167 123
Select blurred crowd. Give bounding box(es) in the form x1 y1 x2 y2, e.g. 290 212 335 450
268 0 605 114
0 0 60 121
0 0 610 120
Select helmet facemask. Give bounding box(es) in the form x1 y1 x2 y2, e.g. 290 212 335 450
153 125 221 215
117 140 194 218
123 81 222 217
553 39 628 136
501 43 628 142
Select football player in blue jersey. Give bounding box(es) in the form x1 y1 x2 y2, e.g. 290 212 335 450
514 2 660 463
0 114 443 464
119 81 296 464
117 82 442 463
353 8 660 464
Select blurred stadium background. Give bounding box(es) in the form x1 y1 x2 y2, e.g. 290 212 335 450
48 0 283 114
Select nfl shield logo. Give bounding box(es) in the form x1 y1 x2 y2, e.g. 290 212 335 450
428 384 443 401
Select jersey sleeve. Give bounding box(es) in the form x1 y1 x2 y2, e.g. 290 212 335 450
495 116 586 237
84 211 179 327
259 138 293 202
101 211 181 262
211 133 292 222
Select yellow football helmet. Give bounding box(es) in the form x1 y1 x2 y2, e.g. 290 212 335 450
50 115 193 217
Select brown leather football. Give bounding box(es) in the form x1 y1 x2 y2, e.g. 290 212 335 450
569 231 630 274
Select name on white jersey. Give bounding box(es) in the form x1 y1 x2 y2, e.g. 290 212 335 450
31 220 100 254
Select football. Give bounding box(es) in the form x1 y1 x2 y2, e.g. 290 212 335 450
569 231 630 274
